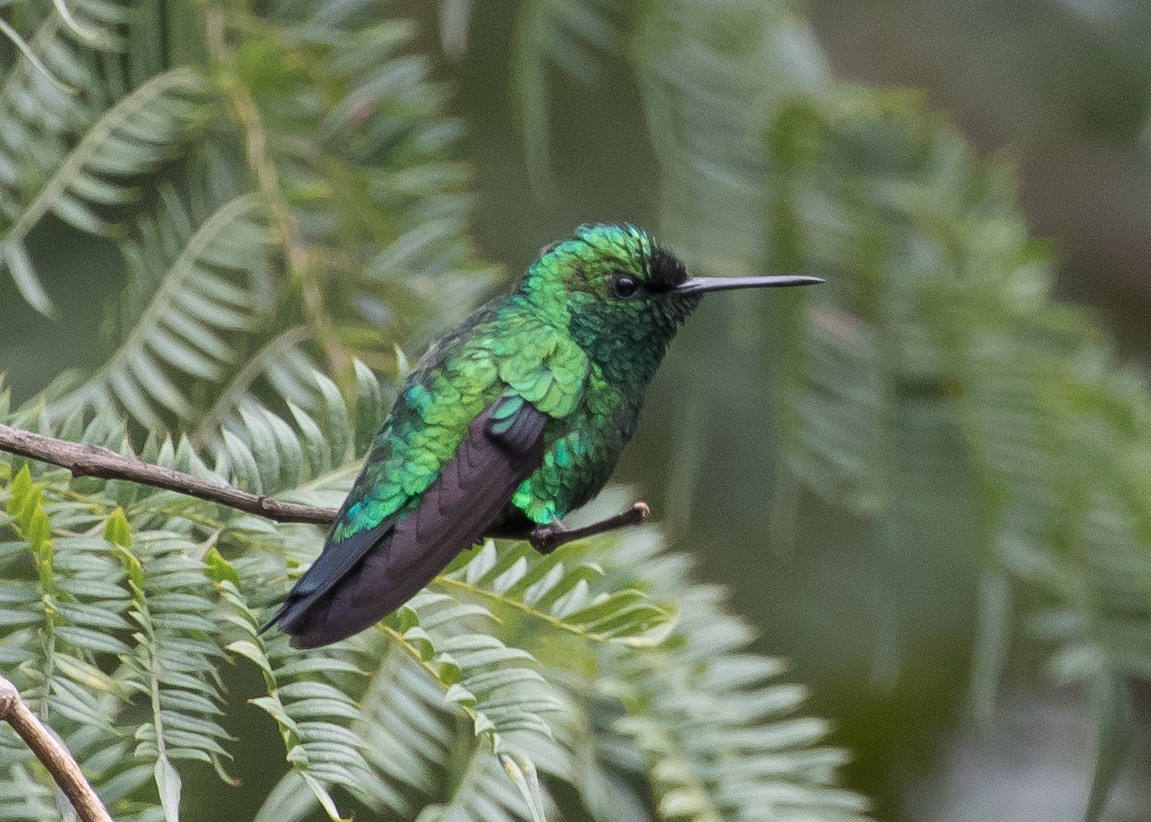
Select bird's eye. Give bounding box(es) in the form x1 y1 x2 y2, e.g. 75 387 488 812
611 272 639 299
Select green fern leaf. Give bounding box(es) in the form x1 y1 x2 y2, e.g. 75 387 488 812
437 538 674 647
48 189 275 429
0 1 194 314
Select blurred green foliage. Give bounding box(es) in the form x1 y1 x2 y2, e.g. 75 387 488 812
2 0 1151 820
444 2 1151 819
0 2 871 821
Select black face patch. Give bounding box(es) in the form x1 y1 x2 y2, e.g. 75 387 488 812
644 247 688 293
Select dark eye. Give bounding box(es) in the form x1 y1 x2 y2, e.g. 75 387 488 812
611 272 639 299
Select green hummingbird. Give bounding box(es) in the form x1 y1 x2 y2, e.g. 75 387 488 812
264 224 821 647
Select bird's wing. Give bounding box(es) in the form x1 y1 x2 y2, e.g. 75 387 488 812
264 314 591 648
268 393 549 648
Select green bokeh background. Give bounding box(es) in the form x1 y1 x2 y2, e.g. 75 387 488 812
4 1 1151 819
446 3 1151 818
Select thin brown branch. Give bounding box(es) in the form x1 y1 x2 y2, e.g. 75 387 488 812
0 674 112 822
0 422 338 525
0 423 651 547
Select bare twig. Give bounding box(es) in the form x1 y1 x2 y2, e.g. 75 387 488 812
0 674 112 822
0 422 651 548
0 422 338 525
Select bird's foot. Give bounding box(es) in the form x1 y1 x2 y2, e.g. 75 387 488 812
528 502 650 555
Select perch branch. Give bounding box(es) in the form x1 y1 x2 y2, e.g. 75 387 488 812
0 424 650 544
0 422 337 525
0 674 113 822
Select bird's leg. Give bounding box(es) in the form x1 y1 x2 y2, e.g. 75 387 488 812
528 502 650 555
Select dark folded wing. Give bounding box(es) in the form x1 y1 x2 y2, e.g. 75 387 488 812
268 397 548 648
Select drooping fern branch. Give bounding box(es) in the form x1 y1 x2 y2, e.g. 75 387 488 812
0 367 866 821
0 0 191 314
11 0 497 436
0 1 870 820
48 183 278 429
504 0 1151 814
761 95 1151 814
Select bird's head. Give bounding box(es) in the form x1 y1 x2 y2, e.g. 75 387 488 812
518 224 821 379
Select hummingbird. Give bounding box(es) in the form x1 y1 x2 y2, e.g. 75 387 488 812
264 224 821 647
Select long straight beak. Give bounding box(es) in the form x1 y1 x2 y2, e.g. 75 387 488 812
673 274 824 295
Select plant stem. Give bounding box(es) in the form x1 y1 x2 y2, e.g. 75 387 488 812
0 423 651 546
0 674 112 822
0 422 337 525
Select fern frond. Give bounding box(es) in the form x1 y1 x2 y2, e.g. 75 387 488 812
217 1 498 368
209 541 376 822
633 0 830 272
255 629 557 822
381 590 564 747
785 306 888 514
1 468 130 724
108 516 233 818
587 535 868 822
615 591 867 821
0 468 141 817
760 91 1151 806
418 741 553 822
0 17 71 94
0 759 57 821
436 538 673 647
190 329 316 449
348 642 455 814
0 0 184 314
4 64 205 245
48 188 275 430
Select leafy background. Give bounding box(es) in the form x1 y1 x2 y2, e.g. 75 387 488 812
0 1 1150 821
